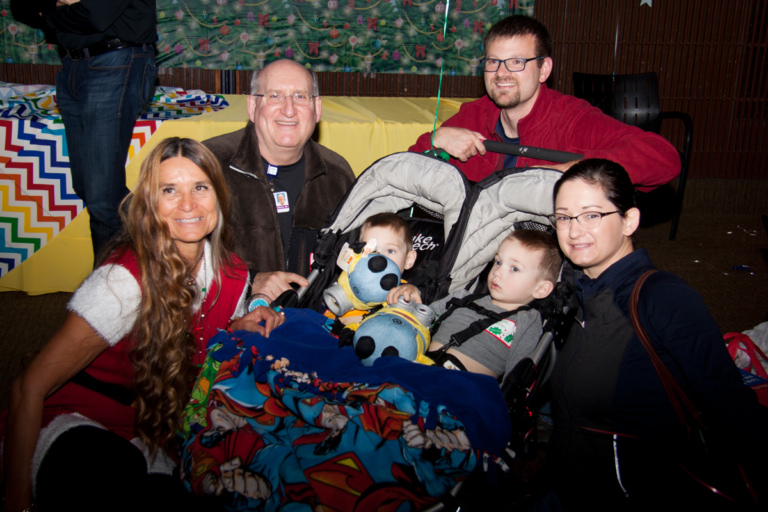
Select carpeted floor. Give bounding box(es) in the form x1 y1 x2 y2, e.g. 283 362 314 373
1 212 766 413
634 213 768 335
0 291 71 412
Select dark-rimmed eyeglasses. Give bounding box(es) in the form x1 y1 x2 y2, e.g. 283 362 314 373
253 91 316 106
480 56 545 73
548 211 621 230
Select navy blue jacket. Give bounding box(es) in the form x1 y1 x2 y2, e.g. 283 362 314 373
550 249 768 509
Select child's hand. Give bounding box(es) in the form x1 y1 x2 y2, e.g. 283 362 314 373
387 284 422 305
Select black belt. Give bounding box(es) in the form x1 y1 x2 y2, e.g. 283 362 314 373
65 38 147 60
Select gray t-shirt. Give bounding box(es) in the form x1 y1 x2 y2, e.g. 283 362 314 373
431 289 543 379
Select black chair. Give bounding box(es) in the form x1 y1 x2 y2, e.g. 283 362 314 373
572 72 693 240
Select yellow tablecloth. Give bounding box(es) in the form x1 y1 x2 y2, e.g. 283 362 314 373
0 96 470 294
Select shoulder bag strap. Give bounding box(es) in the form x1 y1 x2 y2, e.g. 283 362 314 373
630 269 703 434
632 270 760 508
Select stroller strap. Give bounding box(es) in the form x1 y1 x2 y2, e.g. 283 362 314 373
430 293 529 354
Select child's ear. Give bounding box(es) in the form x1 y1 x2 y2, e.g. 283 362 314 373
532 279 555 299
404 249 417 271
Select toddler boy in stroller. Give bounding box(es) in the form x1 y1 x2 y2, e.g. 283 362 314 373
329 211 418 326
324 215 561 381
390 229 561 381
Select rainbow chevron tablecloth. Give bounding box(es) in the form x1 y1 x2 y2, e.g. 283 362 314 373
0 85 229 280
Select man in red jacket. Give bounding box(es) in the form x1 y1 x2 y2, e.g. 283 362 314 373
409 16 680 191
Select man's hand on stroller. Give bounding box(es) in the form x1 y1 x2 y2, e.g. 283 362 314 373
387 284 422 305
432 126 487 163
251 271 309 302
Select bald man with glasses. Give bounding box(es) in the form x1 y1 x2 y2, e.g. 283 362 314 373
204 60 354 300
410 15 680 191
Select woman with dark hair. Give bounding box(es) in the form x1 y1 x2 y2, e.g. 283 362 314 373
546 158 767 510
3 138 284 512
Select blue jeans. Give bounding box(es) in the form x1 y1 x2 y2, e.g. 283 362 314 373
56 44 157 259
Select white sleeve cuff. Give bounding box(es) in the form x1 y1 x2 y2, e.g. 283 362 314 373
68 264 141 346
233 278 249 318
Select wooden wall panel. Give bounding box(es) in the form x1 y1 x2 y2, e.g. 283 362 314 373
1 64 60 86
537 0 767 180
157 66 222 94
0 64 484 98
239 70 484 98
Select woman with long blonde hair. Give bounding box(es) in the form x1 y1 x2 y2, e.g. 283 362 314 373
3 138 284 512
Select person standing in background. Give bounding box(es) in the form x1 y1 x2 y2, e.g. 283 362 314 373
12 0 159 260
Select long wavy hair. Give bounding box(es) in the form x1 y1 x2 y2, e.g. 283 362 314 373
106 137 235 456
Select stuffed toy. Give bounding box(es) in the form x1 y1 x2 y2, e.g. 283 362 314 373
344 297 436 367
325 241 436 366
323 241 401 316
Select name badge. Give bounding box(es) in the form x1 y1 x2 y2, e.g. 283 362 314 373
274 191 289 212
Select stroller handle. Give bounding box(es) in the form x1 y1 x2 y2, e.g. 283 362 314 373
483 140 584 164
296 268 321 301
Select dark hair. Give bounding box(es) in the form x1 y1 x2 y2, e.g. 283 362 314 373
361 212 413 249
553 158 637 214
504 229 562 283
484 15 553 62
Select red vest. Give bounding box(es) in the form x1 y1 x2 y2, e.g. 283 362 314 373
41 248 247 440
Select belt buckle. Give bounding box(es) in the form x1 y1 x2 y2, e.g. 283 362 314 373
66 48 87 60
99 39 119 54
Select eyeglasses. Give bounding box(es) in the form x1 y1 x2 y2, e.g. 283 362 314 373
480 56 545 73
253 91 316 106
548 211 621 230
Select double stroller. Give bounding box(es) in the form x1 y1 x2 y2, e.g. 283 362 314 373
180 152 570 511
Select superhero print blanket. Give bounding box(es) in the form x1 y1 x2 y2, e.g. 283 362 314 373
180 308 510 511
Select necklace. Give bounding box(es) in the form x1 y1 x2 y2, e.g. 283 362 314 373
190 253 208 367
186 249 205 287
